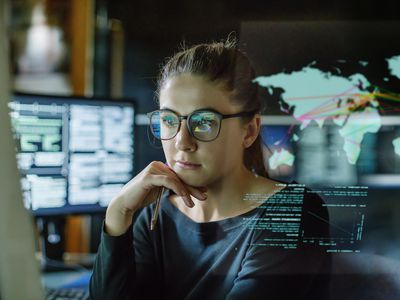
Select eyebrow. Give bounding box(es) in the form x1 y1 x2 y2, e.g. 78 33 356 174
159 106 217 114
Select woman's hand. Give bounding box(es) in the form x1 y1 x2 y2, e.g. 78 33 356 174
105 161 207 236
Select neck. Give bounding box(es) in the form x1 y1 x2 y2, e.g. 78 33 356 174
189 165 260 222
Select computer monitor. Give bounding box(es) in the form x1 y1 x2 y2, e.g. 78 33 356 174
9 93 135 216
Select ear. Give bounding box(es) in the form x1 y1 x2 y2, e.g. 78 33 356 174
242 114 261 148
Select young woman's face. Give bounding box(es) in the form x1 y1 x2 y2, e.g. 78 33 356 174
159 74 249 188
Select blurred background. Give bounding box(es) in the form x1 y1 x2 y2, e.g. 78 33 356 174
5 0 400 286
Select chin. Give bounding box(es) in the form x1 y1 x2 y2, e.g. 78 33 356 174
174 170 209 187
176 173 204 186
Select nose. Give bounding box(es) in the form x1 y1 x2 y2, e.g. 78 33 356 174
174 120 197 151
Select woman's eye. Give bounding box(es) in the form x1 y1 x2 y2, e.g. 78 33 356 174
194 119 214 132
162 117 176 127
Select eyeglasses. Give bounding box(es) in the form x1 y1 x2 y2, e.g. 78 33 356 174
147 108 257 142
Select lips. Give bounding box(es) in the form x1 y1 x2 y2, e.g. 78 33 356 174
175 160 201 169
176 160 200 166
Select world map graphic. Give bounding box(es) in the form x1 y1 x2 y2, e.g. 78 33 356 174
254 55 400 170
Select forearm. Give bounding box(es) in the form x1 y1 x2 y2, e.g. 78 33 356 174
89 223 135 300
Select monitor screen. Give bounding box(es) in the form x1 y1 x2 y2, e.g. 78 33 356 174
9 93 135 216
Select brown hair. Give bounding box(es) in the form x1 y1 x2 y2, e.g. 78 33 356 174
157 37 269 178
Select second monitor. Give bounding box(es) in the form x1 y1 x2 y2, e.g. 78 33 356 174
9 93 135 216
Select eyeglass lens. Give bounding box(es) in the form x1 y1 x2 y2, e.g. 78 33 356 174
150 110 220 141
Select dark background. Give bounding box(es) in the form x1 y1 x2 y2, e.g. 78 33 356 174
92 0 400 172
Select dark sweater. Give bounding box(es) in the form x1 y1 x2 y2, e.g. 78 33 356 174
90 182 332 300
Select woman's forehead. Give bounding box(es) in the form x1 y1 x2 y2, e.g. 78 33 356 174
159 74 241 114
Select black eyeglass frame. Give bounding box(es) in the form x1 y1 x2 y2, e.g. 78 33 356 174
147 108 258 142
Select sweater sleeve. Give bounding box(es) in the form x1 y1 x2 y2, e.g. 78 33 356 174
89 207 162 300
225 190 332 300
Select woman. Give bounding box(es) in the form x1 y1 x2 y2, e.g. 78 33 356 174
90 39 331 300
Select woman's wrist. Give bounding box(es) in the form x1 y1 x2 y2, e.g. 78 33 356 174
105 196 136 236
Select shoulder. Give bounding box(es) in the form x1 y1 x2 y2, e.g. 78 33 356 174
276 181 329 235
300 184 330 237
249 180 330 244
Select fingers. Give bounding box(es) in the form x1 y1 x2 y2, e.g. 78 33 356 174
197 186 208 193
159 163 208 201
149 174 195 208
186 185 207 201
148 161 207 207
